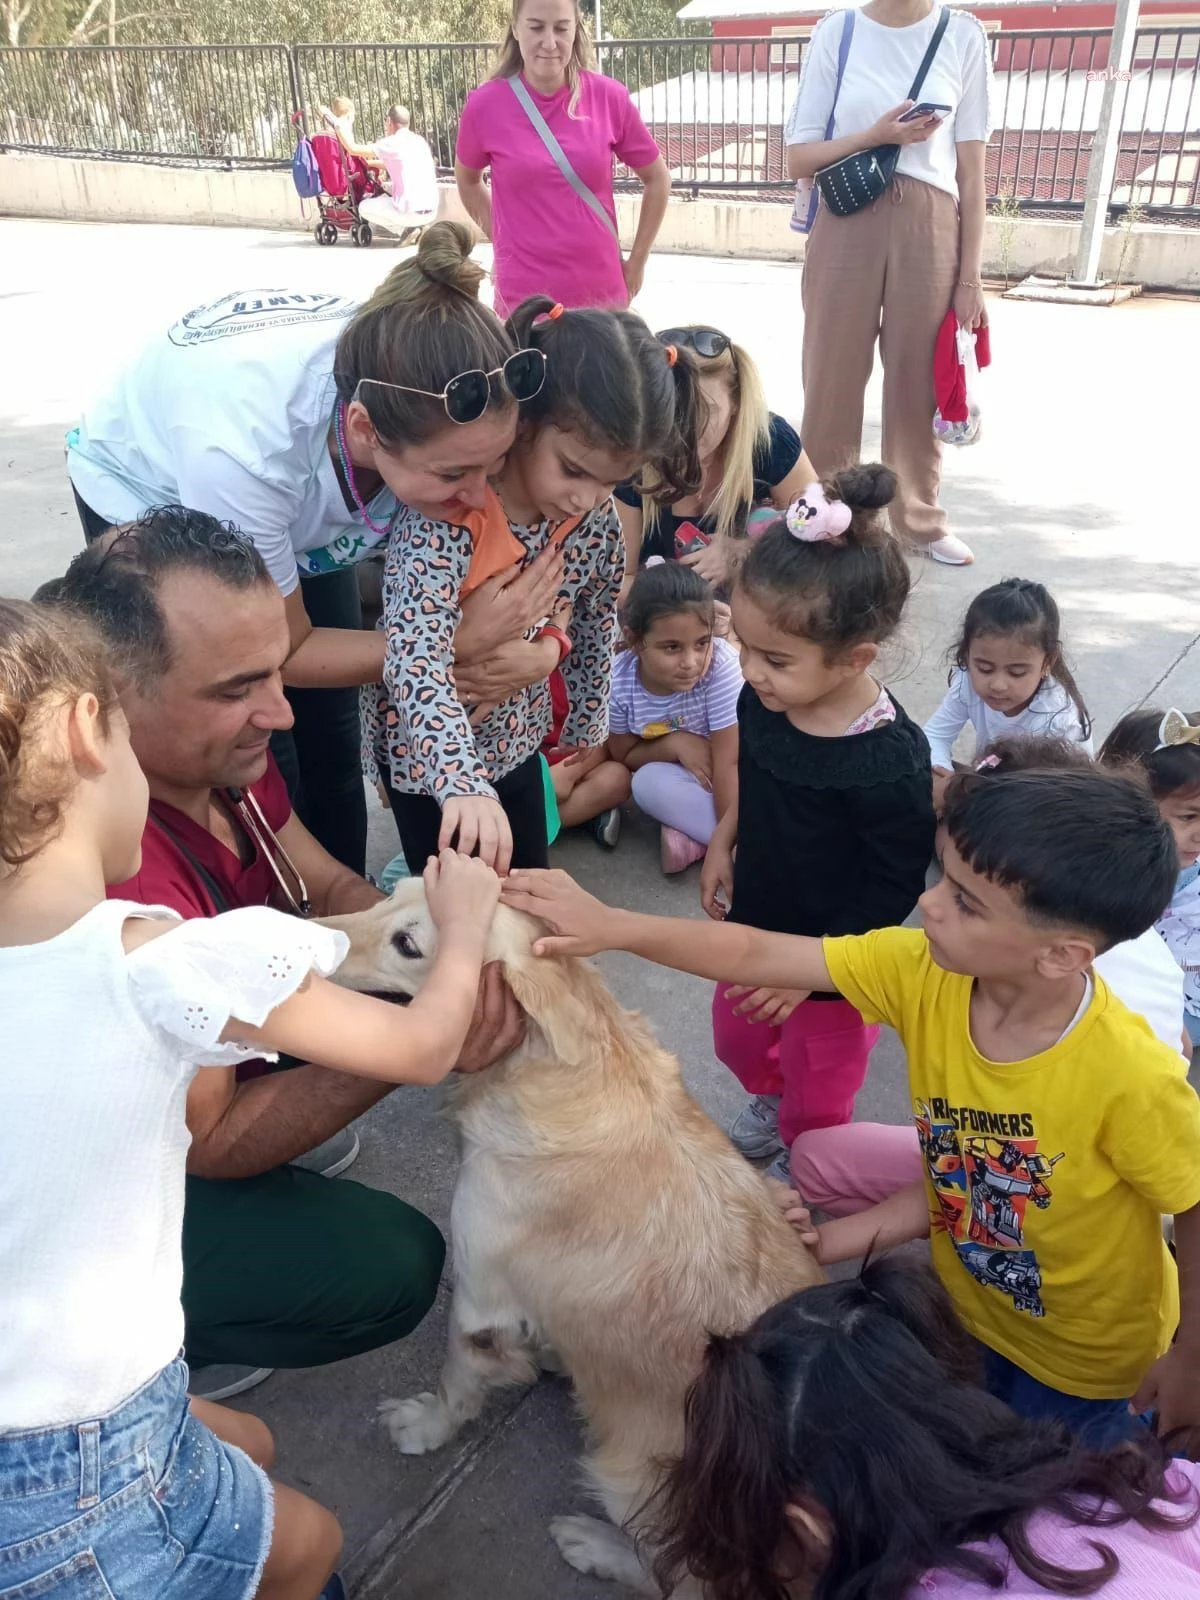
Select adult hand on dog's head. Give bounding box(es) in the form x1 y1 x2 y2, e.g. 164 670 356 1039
455 962 525 1073
500 869 619 958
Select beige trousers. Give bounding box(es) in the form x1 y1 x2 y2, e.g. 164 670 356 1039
800 176 960 547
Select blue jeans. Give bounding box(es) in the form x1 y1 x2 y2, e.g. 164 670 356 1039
0 1360 270 1598
982 1348 1145 1449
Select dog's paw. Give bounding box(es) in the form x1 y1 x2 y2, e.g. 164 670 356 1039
378 1392 454 1455
550 1515 648 1589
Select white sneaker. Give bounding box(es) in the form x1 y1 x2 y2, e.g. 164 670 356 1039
927 535 975 566
728 1094 784 1159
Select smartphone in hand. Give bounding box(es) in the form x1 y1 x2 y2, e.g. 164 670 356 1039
899 101 952 123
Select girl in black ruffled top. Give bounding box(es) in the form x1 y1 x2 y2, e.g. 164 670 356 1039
702 463 935 1179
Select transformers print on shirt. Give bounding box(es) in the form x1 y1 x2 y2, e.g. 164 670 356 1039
915 1097 1065 1319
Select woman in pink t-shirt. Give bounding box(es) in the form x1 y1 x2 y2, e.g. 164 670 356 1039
455 0 670 316
642 1258 1200 1600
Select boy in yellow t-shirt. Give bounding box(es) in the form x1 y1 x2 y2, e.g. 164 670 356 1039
500 768 1200 1445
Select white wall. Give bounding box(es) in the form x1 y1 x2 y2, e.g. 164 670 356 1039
2 152 1197 292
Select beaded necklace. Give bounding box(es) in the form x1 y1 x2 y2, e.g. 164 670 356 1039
333 400 393 538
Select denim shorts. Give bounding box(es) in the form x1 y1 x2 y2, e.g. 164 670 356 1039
0 1359 272 1599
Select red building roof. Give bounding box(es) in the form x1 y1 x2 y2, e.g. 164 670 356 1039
675 0 1200 24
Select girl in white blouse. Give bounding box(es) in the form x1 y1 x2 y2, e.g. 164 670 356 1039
924 578 1092 790
0 598 500 1599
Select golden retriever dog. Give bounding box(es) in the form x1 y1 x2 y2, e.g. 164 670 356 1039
322 880 820 1593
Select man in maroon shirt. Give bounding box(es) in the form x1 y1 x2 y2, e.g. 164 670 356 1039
41 506 520 1400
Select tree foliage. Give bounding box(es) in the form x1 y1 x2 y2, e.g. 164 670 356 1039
5 0 699 47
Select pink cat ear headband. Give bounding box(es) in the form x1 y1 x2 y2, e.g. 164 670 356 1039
784 482 853 543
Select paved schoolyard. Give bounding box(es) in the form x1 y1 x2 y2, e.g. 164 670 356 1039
1 215 1198 1596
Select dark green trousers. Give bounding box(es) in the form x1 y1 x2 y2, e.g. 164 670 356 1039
181 1166 445 1369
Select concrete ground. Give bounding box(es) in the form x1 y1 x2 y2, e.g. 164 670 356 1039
2 217 1198 1597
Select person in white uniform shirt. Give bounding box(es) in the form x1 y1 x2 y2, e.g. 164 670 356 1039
325 101 440 240
785 0 992 567
66 223 549 874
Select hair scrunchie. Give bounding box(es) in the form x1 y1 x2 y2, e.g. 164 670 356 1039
785 483 853 543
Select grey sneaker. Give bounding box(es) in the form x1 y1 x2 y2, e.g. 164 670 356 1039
764 1146 794 1185
291 1127 361 1179
728 1094 784 1159
188 1364 274 1402
587 806 621 849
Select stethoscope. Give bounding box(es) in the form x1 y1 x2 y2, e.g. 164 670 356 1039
223 785 312 918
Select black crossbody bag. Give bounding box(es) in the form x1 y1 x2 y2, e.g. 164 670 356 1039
815 7 950 219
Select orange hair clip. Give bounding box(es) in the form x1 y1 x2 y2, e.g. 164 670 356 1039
547 302 565 320
664 344 678 367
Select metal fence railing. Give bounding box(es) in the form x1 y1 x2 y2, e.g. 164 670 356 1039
2 28 1198 214
0 44 296 164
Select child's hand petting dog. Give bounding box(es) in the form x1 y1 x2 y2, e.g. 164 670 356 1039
424 849 501 939
439 795 513 875
501 869 621 957
765 1179 823 1256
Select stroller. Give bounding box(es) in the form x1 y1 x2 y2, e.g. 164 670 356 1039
310 131 384 247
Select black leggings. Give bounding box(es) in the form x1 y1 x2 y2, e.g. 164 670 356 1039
386 751 548 874
269 568 368 877
73 491 369 876
73 485 113 543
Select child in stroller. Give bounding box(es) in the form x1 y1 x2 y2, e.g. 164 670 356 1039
310 98 386 246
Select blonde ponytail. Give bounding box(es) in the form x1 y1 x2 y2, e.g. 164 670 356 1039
642 338 770 544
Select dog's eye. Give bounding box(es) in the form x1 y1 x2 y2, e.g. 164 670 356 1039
391 930 422 960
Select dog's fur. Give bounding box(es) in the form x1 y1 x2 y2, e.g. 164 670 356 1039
322 883 821 1591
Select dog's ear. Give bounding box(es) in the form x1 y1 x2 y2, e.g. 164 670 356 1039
487 902 591 1064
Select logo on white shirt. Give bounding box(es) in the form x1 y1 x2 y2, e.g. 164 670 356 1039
169 291 354 346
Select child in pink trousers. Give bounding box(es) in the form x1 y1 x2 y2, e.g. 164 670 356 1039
701 465 935 1177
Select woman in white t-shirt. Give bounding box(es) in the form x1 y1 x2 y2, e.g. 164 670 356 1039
785 1 992 567
66 222 553 874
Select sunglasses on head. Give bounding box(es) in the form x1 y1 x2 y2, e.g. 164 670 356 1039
353 346 547 425
656 326 732 360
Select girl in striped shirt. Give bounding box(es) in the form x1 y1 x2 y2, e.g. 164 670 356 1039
608 562 743 874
